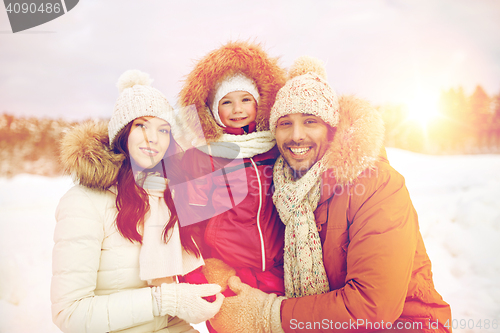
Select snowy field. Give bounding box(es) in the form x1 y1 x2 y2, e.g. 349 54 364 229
0 148 499 333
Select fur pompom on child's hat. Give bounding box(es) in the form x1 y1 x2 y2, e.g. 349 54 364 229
108 70 176 147
269 56 339 133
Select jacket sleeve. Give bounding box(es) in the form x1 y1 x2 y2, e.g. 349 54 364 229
51 186 156 333
281 166 419 332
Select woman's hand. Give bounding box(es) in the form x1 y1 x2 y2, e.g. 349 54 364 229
152 282 224 324
149 276 175 286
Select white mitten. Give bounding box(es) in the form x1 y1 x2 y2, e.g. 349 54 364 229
152 283 224 324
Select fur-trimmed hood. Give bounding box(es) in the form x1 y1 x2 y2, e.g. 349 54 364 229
60 120 124 190
326 95 385 185
178 41 286 143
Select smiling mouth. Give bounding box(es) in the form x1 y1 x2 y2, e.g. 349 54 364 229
289 147 311 155
230 116 247 121
140 147 158 154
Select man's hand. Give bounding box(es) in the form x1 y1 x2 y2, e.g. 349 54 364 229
209 276 285 333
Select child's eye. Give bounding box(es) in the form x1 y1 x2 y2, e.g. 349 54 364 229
278 121 291 127
242 98 251 102
221 100 231 105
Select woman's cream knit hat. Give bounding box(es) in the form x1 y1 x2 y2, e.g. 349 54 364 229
108 70 176 147
269 56 339 133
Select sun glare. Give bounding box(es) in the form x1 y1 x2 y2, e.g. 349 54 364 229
405 94 440 128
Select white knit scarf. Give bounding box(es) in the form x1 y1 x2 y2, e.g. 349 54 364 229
138 174 204 282
195 130 275 159
272 155 330 298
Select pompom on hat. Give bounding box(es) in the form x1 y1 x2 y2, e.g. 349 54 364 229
269 56 339 133
108 70 176 147
210 72 260 127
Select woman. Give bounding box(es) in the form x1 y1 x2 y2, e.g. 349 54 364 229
51 70 223 333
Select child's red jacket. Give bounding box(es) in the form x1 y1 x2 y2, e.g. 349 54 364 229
180 123 285 295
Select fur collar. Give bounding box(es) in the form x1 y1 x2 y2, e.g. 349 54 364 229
177 41 286 143
326 95 385 185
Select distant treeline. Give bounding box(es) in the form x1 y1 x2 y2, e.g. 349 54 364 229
1 85 500 177
381 85 500 154
0 114 78 177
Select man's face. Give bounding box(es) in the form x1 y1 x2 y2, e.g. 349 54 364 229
275 113 331 179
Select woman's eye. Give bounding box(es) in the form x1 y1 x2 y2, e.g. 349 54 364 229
160 129 170 134
278 121 291 127
135 123 146 128
305 119 317 124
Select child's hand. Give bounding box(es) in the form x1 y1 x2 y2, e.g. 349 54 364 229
179 259 236 302
179 265 218 302
201 258 236 292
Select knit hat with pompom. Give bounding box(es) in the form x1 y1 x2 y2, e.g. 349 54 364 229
108 70 176 147
269 56 339 134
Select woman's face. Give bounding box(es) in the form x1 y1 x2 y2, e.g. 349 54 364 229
128 116 171 170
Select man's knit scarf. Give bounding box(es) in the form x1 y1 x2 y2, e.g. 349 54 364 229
272 155 330 298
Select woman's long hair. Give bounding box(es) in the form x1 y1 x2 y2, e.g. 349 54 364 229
113 121 200 257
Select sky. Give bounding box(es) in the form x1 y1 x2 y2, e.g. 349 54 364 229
1 0 499 121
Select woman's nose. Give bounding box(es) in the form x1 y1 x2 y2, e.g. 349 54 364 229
144 128 158 143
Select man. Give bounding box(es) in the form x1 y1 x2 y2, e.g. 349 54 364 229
210 57 452 333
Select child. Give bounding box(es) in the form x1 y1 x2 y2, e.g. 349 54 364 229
177 41 287 330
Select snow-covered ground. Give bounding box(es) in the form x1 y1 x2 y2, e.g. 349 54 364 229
0 148 499 333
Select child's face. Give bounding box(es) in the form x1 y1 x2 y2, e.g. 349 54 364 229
218 91 257 128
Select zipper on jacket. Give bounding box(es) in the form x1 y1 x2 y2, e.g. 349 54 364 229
250 157 266 272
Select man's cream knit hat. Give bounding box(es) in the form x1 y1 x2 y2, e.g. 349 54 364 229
108 70 176 147
269 56 339 133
